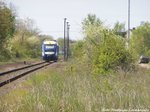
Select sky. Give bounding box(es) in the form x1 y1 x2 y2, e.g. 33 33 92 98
5 0 150 40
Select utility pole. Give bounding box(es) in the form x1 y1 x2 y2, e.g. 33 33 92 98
127 0 130 48
64 18 67 61
67 22 70 60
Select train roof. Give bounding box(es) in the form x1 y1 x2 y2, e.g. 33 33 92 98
43 40 57 45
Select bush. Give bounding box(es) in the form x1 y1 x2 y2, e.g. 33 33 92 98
130 22 150 58
92 34 133 74
83 29 133 74
72 14 134 74
72 40 84 58
11 35 41 59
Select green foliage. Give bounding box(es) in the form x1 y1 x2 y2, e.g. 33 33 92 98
72 40 84 58
0 46 12 61
57 37 76 56
0 1 15 45
57 37 64 52
113 22 126 37
82 14 103 31
113 21 125 32
0 2 43 61
0 1 15 61
92 34 132 74
78 14 133 74
130 22 150 58
1 17 42 60
11 35 41 58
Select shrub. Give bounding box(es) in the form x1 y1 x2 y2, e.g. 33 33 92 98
84 29 133 74
130 22 150 58
74 14 134 74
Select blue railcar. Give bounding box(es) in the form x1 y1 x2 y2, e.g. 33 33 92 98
42 40 59 61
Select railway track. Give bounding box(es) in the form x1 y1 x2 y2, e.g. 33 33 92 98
0 61 51 87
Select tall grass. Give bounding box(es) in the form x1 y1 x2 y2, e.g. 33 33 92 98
0 62 150 112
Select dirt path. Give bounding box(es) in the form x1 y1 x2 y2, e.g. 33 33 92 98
138 63 150 69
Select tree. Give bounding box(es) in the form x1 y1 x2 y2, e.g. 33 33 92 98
0 1 15 46
15 18 40 42
0 1 15 60
130 22 150 57
82 14 104 66
82 14 103 35
72 40 84 58
38 34 53 42
77 14 133 74
113 22 126 37
57 38 64 53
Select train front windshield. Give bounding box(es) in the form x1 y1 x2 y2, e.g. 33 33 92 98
44 44 55 52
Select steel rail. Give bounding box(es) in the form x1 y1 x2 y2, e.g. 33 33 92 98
0 63 50 87
0 61 46 76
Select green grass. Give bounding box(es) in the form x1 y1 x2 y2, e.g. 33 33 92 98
0 62 150 112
